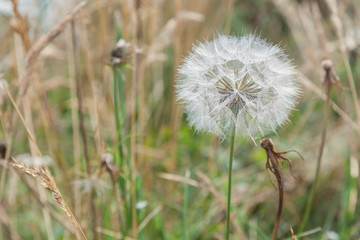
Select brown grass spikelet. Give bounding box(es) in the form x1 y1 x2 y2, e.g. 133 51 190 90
290 225 298 240
11 158 87 240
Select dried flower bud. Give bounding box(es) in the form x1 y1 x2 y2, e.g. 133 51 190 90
110 39 131 66
321 59 342 94
176 35 300 140
100 153 119 176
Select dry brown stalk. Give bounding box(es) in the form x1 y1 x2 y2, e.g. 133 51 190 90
65 28 82 217
19 1 86 97
78 8 105 154
138 205 163 232
310 1 329 59
260 138 303 240
14 31 55 239
158 172 201 187
11 158 87 240
96 227 136 240
71 19 98 240
0 203 21 240
290 225 298 240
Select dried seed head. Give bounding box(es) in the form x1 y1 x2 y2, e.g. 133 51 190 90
100 153 119 176
322 59 341 88
260 138 274 150
176 35 300 140
110 39 131 66
321 59 333 71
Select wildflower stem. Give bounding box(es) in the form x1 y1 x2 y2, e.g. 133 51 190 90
226 129 236 240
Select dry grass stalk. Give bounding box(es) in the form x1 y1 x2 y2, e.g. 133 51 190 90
96 227 136 240
8 0 73 207
11 158 87 240
65 28 82 217
19 1 86 97
12 32 56 239
158 172 200 187
0 203 21 240
78 8 105 154
71 19 98 240
3 81 86 239
138 205 163 232
290 225 298 240
310 1 329 59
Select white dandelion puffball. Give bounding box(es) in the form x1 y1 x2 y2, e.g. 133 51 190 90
176 35 300 140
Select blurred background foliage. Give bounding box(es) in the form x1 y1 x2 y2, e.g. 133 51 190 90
1 0 360 239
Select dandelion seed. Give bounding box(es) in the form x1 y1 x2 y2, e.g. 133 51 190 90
176 35 300 140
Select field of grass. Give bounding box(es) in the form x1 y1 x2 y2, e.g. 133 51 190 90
1 0 360 239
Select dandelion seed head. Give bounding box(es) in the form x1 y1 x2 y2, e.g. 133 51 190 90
176 35 300 140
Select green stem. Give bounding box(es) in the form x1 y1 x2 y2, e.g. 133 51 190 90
226 130 236 240
113 67 125 163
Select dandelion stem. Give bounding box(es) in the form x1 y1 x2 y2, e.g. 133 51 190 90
226 128 236 240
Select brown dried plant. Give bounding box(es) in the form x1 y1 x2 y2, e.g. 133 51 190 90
260 138 303 240
11 158 87 240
